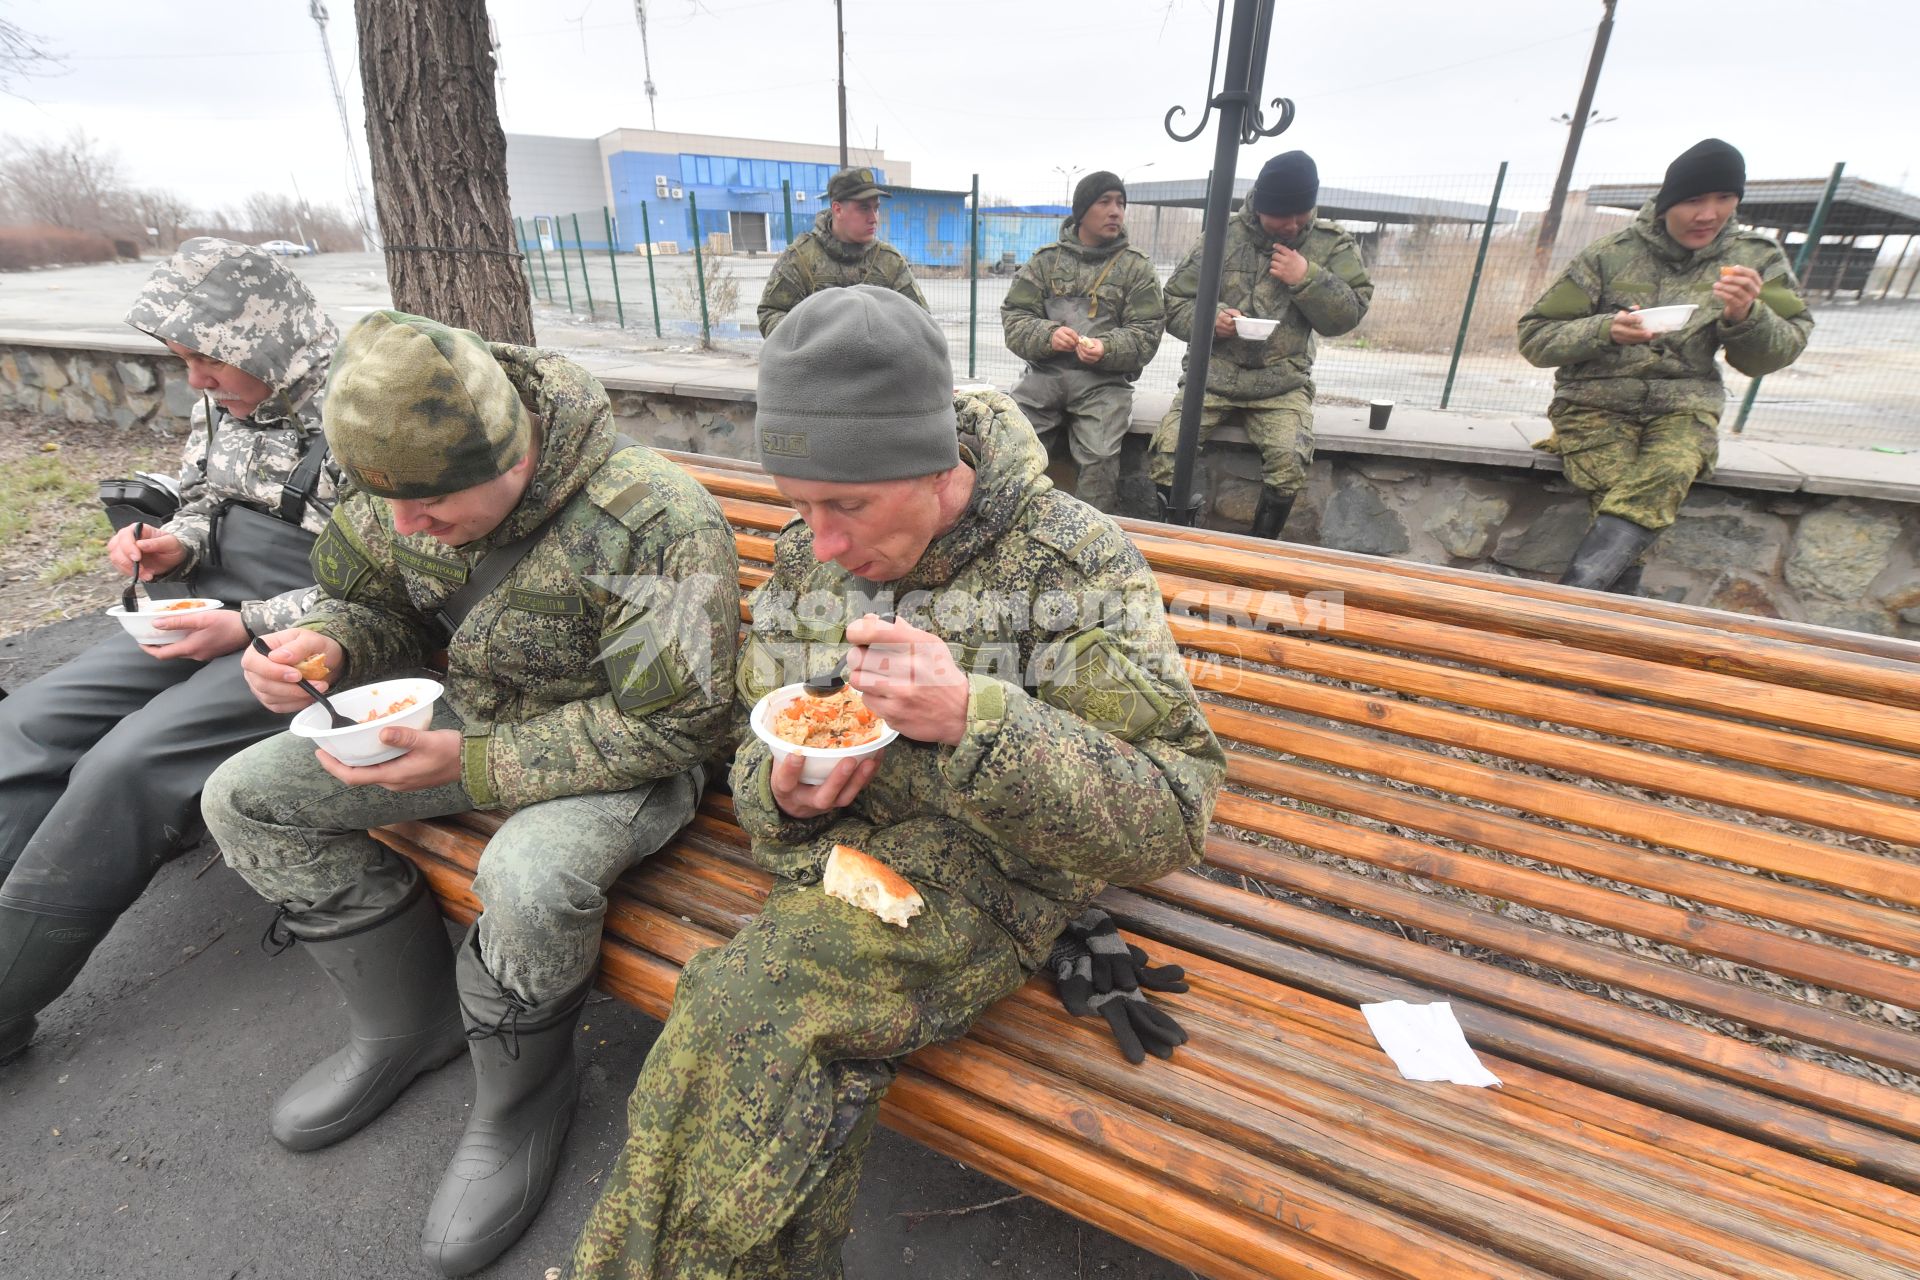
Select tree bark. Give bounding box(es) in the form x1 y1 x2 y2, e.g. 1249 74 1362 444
356 0 533 344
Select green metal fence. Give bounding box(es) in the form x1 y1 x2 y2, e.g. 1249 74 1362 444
524 168 1920 450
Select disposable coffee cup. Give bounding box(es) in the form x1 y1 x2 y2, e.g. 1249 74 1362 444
1368 399 1394 431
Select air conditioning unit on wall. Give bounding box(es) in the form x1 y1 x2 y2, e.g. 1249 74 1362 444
795 191 808 201
670 187 683 198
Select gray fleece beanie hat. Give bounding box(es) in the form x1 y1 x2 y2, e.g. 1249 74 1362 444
755 285 958 482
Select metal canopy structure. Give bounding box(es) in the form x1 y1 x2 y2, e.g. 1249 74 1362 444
1585 176 1920 237
1129 177 1518 227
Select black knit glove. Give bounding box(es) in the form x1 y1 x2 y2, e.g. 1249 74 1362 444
1047 908 1189 1064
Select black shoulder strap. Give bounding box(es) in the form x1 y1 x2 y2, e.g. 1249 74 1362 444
429 506 565 647
277 431 330 525
428 434 647 645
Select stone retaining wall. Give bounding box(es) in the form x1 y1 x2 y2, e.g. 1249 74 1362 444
6 337 1917 639
0 341 194 433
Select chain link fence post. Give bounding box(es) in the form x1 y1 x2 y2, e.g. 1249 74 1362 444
1441 161 1508 410
554 214 575 312
968 172 981 379
640 199 662 337
689 191 712 347
603 207 626 328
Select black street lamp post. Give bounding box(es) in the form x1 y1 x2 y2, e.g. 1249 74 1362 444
1162 0 1294 526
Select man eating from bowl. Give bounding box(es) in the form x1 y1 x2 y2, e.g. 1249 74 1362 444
0 237 338 1065
1145 149 1372 537
199 310 737 1277
1519 138 1813 594
569 285 1225 1278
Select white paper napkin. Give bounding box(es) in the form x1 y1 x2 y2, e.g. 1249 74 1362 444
1360 1000 1502 1088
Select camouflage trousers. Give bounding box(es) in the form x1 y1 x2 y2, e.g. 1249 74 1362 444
1012 366 1135 513
569 878 1029 1279
1147 387 1314 494
201 702 702 1004
1538 405 1720 532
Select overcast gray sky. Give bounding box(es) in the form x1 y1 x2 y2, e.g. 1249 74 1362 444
3 0 1914 217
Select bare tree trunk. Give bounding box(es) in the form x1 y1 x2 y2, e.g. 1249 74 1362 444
356 0 533 344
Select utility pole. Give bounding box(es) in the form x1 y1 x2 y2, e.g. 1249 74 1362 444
310 0 380 250
1534 0 1617 276
632 1 659 130
835 0 848 168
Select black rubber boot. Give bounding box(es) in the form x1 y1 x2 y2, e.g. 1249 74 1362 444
420 928 590 1277
1609 563 1646 596
1154 484 1204 526
1249 488 1295 540
1559 515 1659 593
268 862 466 1152
0 902 114 1064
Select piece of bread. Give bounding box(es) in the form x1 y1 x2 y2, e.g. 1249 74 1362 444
822 843 924 928
296 653 331 683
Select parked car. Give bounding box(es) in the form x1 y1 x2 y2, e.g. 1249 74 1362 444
259 240 312 257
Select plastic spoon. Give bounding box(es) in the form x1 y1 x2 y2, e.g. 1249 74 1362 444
121 521 143 614
252 636 353 728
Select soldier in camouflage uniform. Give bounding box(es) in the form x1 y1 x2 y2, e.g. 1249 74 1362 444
200 311 738 1277
1147 151 1372 537
571 286 1224 1278
1001 170 1165 514
1520 138 1813 593
0 238 339 1065
756 167 928 337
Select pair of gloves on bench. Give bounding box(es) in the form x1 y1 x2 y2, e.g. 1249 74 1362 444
1046 908 1188 1065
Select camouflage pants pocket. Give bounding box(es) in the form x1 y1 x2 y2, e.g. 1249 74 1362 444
1145 398 1234 485
203 705 472 907
1242 401 1314 494
1592 411 1718 531
470 765 702 1003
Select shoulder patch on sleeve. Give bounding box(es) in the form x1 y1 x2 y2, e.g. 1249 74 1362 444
311 515 374 600
587 451 668 531
1027 493 1127 576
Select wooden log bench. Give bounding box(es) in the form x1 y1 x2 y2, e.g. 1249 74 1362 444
376 450 1920 1280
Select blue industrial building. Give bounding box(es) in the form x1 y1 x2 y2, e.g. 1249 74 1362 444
504 128 1072 269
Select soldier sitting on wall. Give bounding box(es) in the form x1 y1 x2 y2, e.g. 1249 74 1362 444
1147 150 1373 538
1519 138 1813 593
1000 170 1166 514
201 311 739 1277
756 166 928 336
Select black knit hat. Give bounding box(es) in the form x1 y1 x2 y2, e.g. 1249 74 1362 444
1251 150 1318 216
1071 170 1125 223
1655 139 1745 215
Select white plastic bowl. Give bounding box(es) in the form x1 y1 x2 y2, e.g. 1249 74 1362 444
1233 315 1280 341
1632 304 1697 334
750 683 898 786
289 677 443 767
105 598 224 646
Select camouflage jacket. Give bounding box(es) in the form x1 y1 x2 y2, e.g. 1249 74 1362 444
1000 223 1164 380
756 208 928 337
1164 202 1372 401
1518 200 1813 418
300 347 739 811
124 237 341 634
730 390 1226 965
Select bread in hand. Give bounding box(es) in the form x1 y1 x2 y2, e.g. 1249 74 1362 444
295 653 331 683
822 843 924 928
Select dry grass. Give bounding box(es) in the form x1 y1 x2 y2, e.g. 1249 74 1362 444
0 224 120 271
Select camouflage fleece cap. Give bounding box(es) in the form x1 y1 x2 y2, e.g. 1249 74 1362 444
322 310 532 499
124 236 335 395
825 167 888 202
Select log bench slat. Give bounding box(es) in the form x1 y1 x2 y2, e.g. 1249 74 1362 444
373 454 1920 1278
